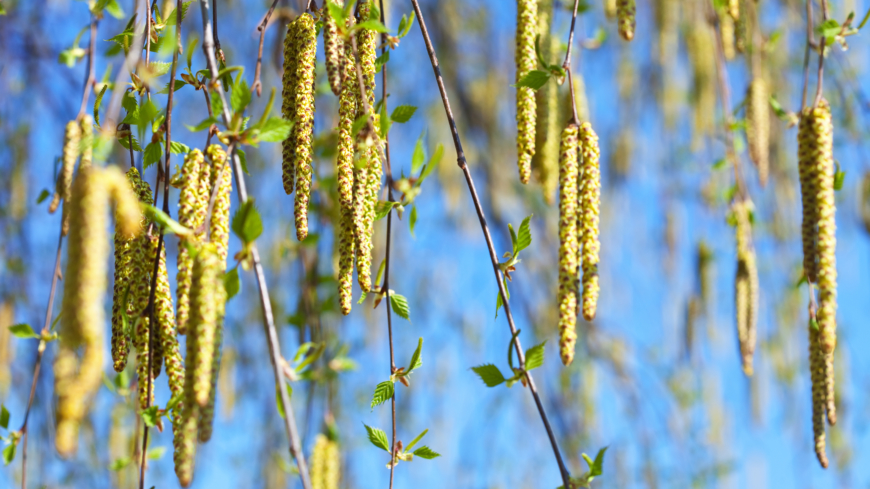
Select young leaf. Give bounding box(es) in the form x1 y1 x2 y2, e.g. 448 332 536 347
363 424 391 452
93 84 107 126
9 324 38 339
326 1 346 26
471 364 506 387
409 205 418 237
513 70 550 90
231 79 252 114
390 105 417 123
0 405 9 430
237 148 249 174
418 143 443 182
256 117 293 143
110 457 132 471
515 214 533 252
231 199 263 244
169 141 190 154
3 443 15 466
390 293 410 321
397 11 416 38
142 205 193 237
275 382 294 418
583 446 608 479
141 406 160 428
404 429 427 453
356 20 390 33
147 446 166 460
224 268 240 300
412 446 441 459
36 189 51 204
406 337 423 373
187 117 218 134
143 142 163 169
375 50 390 73
370 380 394 409
524 341 546 371
834 163 845 191
410 134 426 175
374 201 398 221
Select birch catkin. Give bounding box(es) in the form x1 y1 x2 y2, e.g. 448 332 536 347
733 199 758 376
617 0 636 41
579 122 601 322
323 1 345 96
532 0 560 204
338 203 356 316
515 0 537 184
557 124 579 366
79 115 93 170
294 13 317 241
809 320 828 468
746 78 770 186
50 120 80 215
311 434 341 489
811 100 837 358
176 149 210 335
336 14 358 211
797 110 820 283
111 168 144 372
154 236 183 394
207 144 232 268
282 18 300 195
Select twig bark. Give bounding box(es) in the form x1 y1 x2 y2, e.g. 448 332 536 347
252 0 282 96
814 0 829 108
196 2 312 488
77 17 98 120
407 1 571 486
562 0 581 124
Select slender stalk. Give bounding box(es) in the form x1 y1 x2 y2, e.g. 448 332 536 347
801 0 814 111
252 0 282 96
814 0 829 108
77 17 98 119
196 2 311 488
562 0 581 124
407 2 571 486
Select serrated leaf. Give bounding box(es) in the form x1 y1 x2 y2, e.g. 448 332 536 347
210 90 223 118
169 141 190 154
412 446 440 459
138 100 160 128
0 405 9 430
409 205 417 236
257 117 293 143
390 293 410 321
143 142 162 169
231 198 263 244
374 200 398 221
370 380 394 409
237 148 249 174
524 341 546 371
164 0 193 26
406 337 423 374
375 50 389 73
513 70 550 90
231 79 252 114
224 268 240 300
364 424 391 452
9 324 38 339
157 79 187 94
326 1 346 26
405 428 427 453
141 406 159 427
390 105 417 123
583 446 608 479
516 214 533 252
142 205 193 237
471 364 506 387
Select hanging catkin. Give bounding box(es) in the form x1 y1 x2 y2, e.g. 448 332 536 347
809 320 828 468
579 122 601 322
733 199 758 376
336 14 358 212
532 0 559 204
79 115 94 170
811 100 837 358
49 120 80 215
207 144 232 268
111 168 145 372
323 1 345 96
153 235 182 392
311 434 341 489
746 78 770 186
720 8 736 60
515 0 537 184
176 149 210 335
617 0 636 41
57 167 141 457
294 13 317 241
557 123 579 366
687 24 716 140
338 205 356 315
282 17 300 195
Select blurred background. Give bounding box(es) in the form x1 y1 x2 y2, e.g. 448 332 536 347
1 0 869 487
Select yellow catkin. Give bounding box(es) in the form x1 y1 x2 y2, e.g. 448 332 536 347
323 2 344 96
557 124 579 366
207 145 232 268
604 0 617 20
282 17 300 195
579 123 601 322
50 120 80 215
294 13 317 241
336 14 358 211
687 24 717 140
532 0 560 204
728 0 740 21
0 303 13 395
861 172 870 234
811 100 837 357
617 0 636 41
809 321 828 468
797 108 819 284
154 235 183 394
176 149 210 335
720 9 736 60
515 0 537 184
338 206 356 315
746 78 770 186
79 115 93 170
311 434 341 489
733 200 758 376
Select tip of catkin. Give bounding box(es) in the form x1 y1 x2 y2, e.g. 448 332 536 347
106 167 144 239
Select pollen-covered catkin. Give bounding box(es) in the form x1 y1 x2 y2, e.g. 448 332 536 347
197 316 223 443
294 13 317 241
50 120 81 215
810 100 837 357
746 78 770 186
336 15 358 211
311 434 341 489
532 0 559 204
154 236 183 394
176 149 209 335
809 321 829 468
727 0 740 21
111 168 145 372
207 144 232 268
824 350 836 426
515 0 537 184
352 166 372 293
338 206 356 315
798 108 820 283
79 115 93 170
617 0 636 41
579 122 601 322
557 124 579 366
282 17 300 195
323 2 344 96
733 200 758 376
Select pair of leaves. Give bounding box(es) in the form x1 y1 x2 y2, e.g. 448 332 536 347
471 340 546 388
363 425 440 462
495 215 533 317
557 447 609 489
370 338 423 409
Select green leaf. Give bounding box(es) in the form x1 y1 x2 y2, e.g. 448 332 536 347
374 200 398 221
110 457 132 471
412 446 440 459
390 293 410 321
3 443 15 466
471 364 506 387
9 324 38 339
157 79 187 94
165 393 182 412
36 189 51 204
93 84 107 127
356 20 390 33
58 46 86 68
210 90 224 117
513 70 550 90
406 337 423 373
397 11 416 38
138 100 161 128
231 79 252 115
404 429 427 453
524 341 546 371
375 50 390 73
419 143 443 182
409 205 418 237
275 381 294 418
141 406 160 428
583 446 608 478
257 117 293 143
147 446 166 460
370 380 394 409
326 1 346 26
164 0 193 26
351 114 369 139
379 104 392 138
169 141 190 154
0 405 9 430
294 343 324 372
390 105 417 123
515 214 533 252
495 277 509 319
834 163 845 191
231 198 263 244
363 424 391 452
187 116 218 133
142 205 193 237
237 149 249 174
224 268 240 300
411 135 426 175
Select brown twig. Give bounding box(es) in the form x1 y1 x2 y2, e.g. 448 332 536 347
252 0 282 96
196 2 312 488
407 2 571 486
562 0 581 124
77 17 98 120
801 0 815 111
813 0 829 108
104 0 147 131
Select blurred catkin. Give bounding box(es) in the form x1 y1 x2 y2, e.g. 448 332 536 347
532 0 559 204
207 144 232 268
282 17 299 195
153 235 184 396
687 24 717 141
861 171 870 234
323 2 344 96
557 123 579 366
579 123 601 322
515 0 537 184
720 9 736 60
617 0 636 41
79 115 93 170
311 434 340 489
727 0 740 21
809 320 828 468
733 200 757 376
746 78 770 186
176 149 209 335
294 13 317 241
50 120 80 215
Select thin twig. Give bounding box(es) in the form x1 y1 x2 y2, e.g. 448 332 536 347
407 2 571 487
253 0 282 96
77 17 98 120
814 0 829 108
561 0 581 125
196 2 311 488
105 0 147 131
801 0 814 111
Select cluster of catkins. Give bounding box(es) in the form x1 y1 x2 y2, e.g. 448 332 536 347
310 434 341 489
557 121 601 366
283 2 383 316
797 99 838 468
